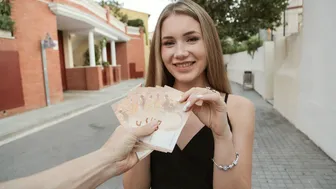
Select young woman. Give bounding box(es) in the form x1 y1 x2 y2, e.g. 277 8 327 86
123 0 255 188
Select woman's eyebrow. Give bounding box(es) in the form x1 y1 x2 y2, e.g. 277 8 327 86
162 30 200 40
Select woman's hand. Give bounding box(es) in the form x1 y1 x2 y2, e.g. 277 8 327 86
100 121 159 175
179 87 231 140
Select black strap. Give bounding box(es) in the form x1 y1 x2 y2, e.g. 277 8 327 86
224 93 229 103
224 93 233 132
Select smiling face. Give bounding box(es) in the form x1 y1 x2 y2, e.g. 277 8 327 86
160 14 207 85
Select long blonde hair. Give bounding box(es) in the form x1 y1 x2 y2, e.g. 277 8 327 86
145 0 231 94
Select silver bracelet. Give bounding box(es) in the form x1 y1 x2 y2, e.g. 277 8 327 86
212 152 239 171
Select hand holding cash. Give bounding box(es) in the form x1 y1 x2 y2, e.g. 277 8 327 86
112 84 202 160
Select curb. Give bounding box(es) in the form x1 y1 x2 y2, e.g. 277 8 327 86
0 95 126 147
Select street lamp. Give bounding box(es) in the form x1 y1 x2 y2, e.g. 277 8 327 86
41 33 57 106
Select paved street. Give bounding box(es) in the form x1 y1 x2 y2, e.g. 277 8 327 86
0 101 124 188
0 82 336 189
232 84 336 189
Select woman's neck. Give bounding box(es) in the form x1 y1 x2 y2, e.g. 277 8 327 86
173 74 209 92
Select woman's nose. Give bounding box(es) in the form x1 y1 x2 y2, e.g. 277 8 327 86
174 43 189 59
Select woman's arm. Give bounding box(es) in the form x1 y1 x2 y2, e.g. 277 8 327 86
0 149 119 189
212 95 255 189
123 156 151 189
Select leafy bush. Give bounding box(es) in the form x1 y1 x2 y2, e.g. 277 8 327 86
84 45 101 66
0 15 14 31
246 36 263 58
222 36 263 58
0 0 14 32
127 19 144 27
102 61 110 67
0 0 11 15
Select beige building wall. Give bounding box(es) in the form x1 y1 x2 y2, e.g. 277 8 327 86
120 8 150 73
72 35 102 67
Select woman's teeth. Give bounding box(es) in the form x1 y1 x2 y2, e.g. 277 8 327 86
175 62 194 67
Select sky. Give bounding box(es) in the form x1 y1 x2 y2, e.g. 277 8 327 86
116 0 171 32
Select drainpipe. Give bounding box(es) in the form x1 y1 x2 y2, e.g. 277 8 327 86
283 9 286 36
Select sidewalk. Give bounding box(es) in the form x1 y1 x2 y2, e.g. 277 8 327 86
230 82 336 189
0 79 144 146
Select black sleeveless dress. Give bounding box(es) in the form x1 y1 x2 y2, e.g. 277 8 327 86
150 94 233 189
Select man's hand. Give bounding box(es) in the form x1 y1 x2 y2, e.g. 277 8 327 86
100 121 159 175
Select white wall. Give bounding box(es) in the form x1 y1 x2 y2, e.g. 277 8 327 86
273 33 301 126
225 51 253 85
296 0 336 161
273 0 303 38
225 42 276 99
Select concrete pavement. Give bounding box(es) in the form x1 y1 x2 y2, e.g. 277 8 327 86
0 101 124 189
0 79 144 147
231 83 336 189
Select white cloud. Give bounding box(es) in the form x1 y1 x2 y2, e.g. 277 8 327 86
117 0 171 32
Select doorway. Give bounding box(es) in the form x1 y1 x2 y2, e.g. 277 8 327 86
57 30 67 91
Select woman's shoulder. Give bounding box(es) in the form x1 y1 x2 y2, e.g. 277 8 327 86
223 93 255 126
225 94 254 112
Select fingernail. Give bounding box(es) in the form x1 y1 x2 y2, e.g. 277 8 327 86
177 96 182 102
183 101 190 111
196 94 203 99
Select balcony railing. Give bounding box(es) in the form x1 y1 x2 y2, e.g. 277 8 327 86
69 0 126 32
110 16 126 32
127 26 140 35
69 0 106 20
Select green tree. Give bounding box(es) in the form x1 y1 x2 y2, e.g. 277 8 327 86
192 0 289 42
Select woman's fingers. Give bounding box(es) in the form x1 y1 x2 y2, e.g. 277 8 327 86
196 92 222 103
179 87 199 102
182 94 204 112
180 87 222 112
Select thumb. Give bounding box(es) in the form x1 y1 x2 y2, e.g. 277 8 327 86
134 120 159 138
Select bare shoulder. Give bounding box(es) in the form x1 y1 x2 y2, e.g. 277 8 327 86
225 94 255 113
224 94 255 130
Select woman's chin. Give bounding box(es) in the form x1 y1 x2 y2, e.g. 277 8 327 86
173 73 198 84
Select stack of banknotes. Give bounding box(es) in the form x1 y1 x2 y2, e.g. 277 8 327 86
112 84 202 160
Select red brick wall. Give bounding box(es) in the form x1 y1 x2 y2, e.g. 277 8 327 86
0 51 24 111
66 67 106 90
114 31 146 80
86 67 103 90
113 65 122 83
0 0 63 118
0 38 18 51
105 66 114 86
116 42 129 80
66 68 87 90
127 33 146 73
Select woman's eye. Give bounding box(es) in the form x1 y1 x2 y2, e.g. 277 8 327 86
187 37 199 42
162 41 174 46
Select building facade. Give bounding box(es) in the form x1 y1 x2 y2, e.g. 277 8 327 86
0 0 146 118
120 7 150 74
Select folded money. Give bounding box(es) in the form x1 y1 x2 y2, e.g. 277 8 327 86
112 85 193 159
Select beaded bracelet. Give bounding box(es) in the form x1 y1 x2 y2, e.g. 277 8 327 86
212 152 239 171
